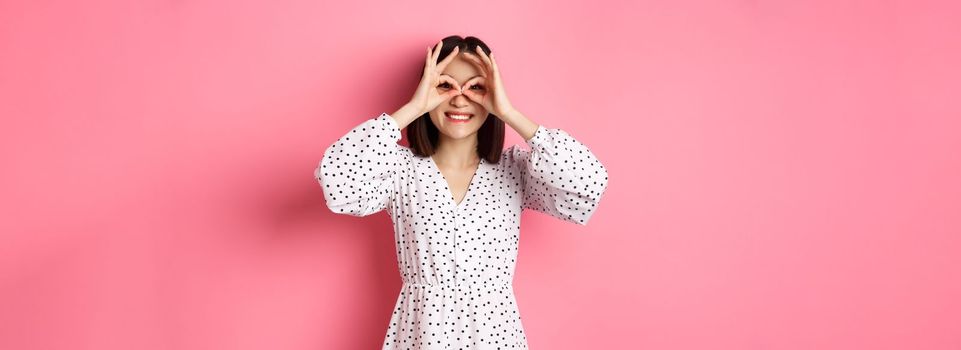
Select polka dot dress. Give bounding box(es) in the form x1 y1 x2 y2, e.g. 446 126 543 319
315 112 609 349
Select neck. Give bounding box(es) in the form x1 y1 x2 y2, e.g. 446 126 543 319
433 134 480 167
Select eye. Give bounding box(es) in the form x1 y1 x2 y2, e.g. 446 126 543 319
469 84 485 90
438 82 452 89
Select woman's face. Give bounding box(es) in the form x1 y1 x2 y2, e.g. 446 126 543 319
428 52 489 141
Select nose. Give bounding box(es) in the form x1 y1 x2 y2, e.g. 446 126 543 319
449 93 469 107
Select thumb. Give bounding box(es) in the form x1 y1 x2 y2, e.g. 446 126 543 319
462 89 480 104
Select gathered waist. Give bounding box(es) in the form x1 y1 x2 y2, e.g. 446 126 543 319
402 280 513 289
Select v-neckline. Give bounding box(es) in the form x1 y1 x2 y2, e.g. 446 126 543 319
428 155 483 210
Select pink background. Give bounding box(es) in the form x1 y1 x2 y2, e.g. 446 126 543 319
2 0 960 349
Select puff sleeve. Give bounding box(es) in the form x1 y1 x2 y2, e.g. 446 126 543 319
508 124 609 225
315 112 409 217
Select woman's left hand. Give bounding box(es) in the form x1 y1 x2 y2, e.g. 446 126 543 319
461 46 517 119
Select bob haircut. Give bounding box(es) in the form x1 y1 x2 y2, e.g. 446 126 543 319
407 35 506 164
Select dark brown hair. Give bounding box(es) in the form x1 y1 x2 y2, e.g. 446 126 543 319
407 35 505 164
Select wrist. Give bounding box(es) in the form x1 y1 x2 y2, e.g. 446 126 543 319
499 108 539 142
391 103 424 129
499 108 521 121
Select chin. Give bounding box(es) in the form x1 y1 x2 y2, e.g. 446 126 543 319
438 127 480 140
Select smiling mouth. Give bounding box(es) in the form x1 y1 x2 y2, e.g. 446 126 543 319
445 112 474 121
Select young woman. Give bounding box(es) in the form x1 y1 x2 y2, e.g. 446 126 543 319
316 35 609 349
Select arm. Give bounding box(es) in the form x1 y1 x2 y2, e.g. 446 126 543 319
507 122 610 226
314 112 409 217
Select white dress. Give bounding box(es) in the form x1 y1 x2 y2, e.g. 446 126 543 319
315 112 609 349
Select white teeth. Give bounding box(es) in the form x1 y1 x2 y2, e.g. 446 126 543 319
447 113 471 120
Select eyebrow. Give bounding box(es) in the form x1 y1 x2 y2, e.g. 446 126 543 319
443 75 483 84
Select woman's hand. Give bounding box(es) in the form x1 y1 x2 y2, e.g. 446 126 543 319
408 40 463 115
461 46 516 119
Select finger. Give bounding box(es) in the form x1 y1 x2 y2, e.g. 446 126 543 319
489 52 500 76
425 46 432 71
437 74 461 92
461 52 485 68
426 46 438 75
436 92 454 105
474 46 494 71
460 53 490 78
462 76 486 92
438 74 458 87
436 46 460 72
464 90 489 110
465 56 489 77
432 40 443 63
462 89 482 104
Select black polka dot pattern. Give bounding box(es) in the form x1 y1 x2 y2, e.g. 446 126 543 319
315 112 609 349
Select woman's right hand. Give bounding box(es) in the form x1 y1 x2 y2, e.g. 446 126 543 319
408 40 462 115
